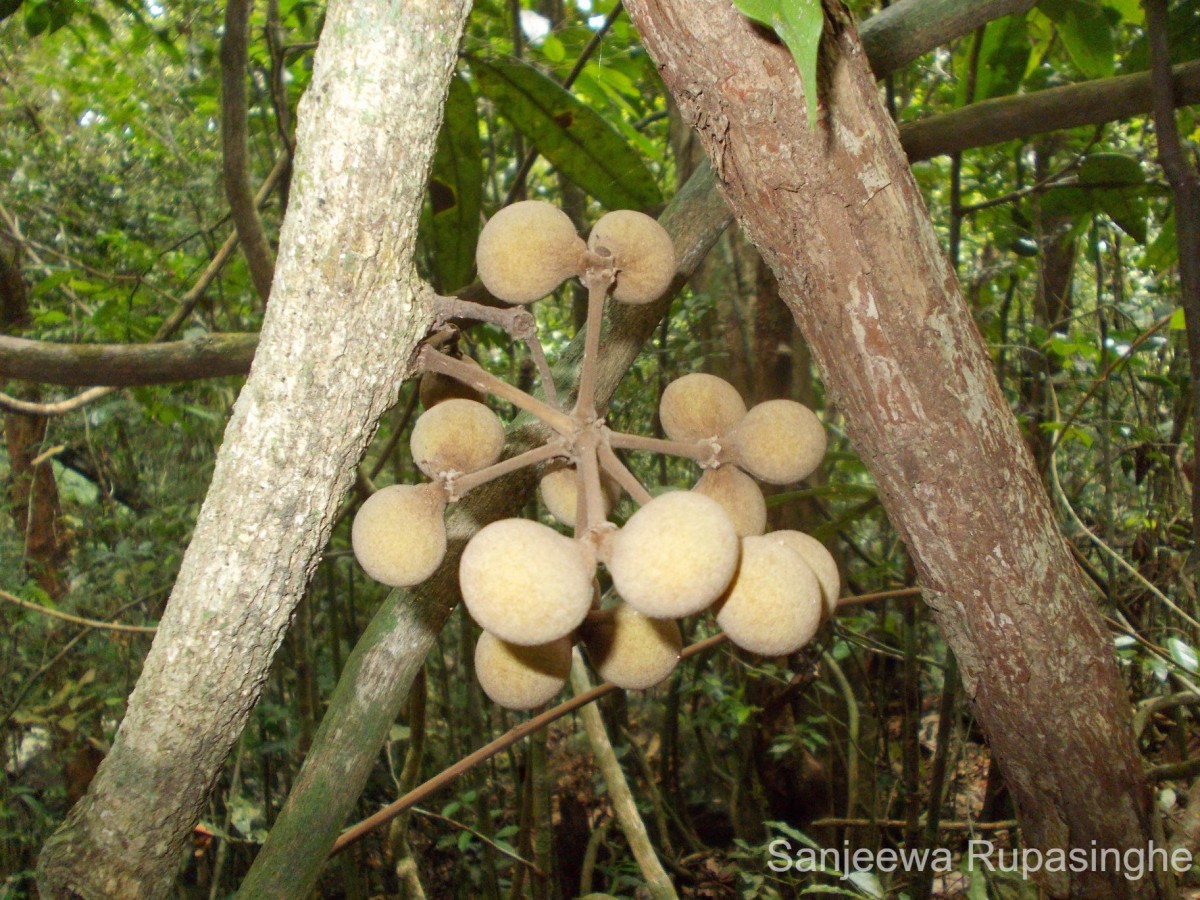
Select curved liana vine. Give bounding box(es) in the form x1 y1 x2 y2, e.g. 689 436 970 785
351 200 839 710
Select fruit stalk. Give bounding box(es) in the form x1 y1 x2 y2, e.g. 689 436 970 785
446 441 565 501
608 430 717 465
419 345 574 435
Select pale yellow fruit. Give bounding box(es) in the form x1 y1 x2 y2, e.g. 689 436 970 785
539 463 622 528
418 357 486 410
714 535 823 656
410 398 505 479
608 492 739 618
726 399 826 484
459 518 595 645
587 210 676 304
351 483 447 587
768 531 840 616
660 373 747 443
692 466 767 538
476 201 586 304
475 632 571 711
584 603 682 690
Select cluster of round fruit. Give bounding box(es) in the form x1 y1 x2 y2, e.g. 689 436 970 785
351 200 838 711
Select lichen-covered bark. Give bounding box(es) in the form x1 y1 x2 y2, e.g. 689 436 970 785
35 1 470 897
623 1 1172 897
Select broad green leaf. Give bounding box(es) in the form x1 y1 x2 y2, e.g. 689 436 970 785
1145 212 1178 272
731 0 824 129
1170 308 1187 331
1079 152 1149 243
1042 153 1149 243
1038 0 1115 78
425 71 482 293
471 57 662 210
1121 0 1200 72
961 14 1031 104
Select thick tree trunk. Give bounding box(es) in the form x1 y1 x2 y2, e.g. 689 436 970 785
35 1 470 897
623 1 1172 897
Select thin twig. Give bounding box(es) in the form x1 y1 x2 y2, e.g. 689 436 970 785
0 587 157 634
502 2 625 205
411 807 545 876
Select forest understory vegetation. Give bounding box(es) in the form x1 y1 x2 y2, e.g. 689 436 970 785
1 0 1199 897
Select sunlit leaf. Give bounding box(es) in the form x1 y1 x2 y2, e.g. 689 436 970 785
1038 0 1116 78
731 0 824 129
471 57 662 210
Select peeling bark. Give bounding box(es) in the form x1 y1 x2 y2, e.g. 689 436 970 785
35 1 471 896
623 1 1172 896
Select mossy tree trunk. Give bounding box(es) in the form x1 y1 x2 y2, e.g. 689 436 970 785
34 1 471 896
623 1 1173 897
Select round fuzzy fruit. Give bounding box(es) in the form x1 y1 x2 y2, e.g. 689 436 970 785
475 632 571 711
768 531 840 616
608 492 739 618
476 201 586 304
659 373 747 443
587 210 676 305
410 398 505 479
351 483 447 587
584 603 682 690
539 463 622 529
419 357 486 410
692 466 767 538
459 518 595 645
726 399 826 485
714 535 824 656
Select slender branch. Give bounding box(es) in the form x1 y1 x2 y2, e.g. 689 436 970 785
1045 309 1174 458
899 59 1200 162
411 807 545 876
1145 0 1200 562
574 427 606 535
596 440 653 505
0 586 157 634
0 386 115 417
329 633 728 856
221 0 277 302
0 332 260 388
569 650 678 899
810 817 1020 832
418 346 575 435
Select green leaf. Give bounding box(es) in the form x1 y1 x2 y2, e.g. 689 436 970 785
425 71 482 293
732 0 824 129
471 58 662 210
1078 152 1148 243
1170 307 1187 332
963 14 1031 103
0 0 23 22
1121 0 1200 72
24 1 51 35
1037 0 1115 78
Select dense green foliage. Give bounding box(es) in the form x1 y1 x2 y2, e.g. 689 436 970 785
1 0 1197 896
